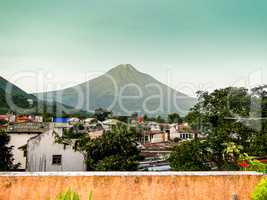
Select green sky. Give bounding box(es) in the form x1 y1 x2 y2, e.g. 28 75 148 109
0 0 267 95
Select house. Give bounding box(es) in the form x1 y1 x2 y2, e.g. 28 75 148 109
0 115 9 122
143 122 197 143
84 121 104 139
26 123 86 172
88 130 104 139
68 117 80 124
147 122 161 132
83 118 98 125
159 123 170 132
0 113 16 123
145 130 169 143
169 123 198 141
177 123 196 140
14 115 43 123
169 124 180 139
102 119 123 131
139 142 172 171
15 115 32 123
6 122 49 170
34 116 43 123
144 122 169 143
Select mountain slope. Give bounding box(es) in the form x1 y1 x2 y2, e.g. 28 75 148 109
0 76 34 98
35 64 196 116
0 76 90 116
0 76 36 113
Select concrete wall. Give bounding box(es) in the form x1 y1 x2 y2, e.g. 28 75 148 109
0 172 265 200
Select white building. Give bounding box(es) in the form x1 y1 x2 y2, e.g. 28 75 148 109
102 119 122 131
26 123 86 172
169 123 196 141
150 132 168 143
147 122 161 132
169 124 180 140
7 123 49 170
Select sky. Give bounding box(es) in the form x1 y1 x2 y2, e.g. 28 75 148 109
0 0 267 97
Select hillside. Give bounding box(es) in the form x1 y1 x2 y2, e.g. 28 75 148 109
0 76 36 114
35 64 196 116
0 76 90 116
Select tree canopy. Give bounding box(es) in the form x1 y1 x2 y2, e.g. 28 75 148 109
169 139 211 171
93 108 112 122
168 113 183 124
0 130 19 171
172 87 267 170
57 123 143 171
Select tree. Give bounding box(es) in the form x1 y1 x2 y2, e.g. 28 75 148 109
57 123 143 171
0 119 7 126
0 130 19 170
168 113 183 124
169 139 211 171
173 137 180 143
143 114 148 122
93 108 112 121
156 115 165 123
143 114 156 122
183 87 267 170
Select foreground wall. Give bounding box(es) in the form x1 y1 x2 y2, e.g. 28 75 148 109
0 172 265 200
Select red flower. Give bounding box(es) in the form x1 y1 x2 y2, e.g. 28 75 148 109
239 160 249 168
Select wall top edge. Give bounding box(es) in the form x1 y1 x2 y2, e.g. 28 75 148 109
0 171 264 177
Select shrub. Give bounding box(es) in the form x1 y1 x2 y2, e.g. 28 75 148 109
252 179 267 200
169 139 211 171
56 189 80 200
55 189 92 200
173 137 180 143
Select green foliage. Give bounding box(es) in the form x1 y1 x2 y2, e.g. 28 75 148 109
85 124 142 171
169 140 211 171
224 142 267 173
184 87 267 170
143 114 156 122
95 155 139 171
93 108 112 122
55 189 92 200
248 160 267 173
173 137 180 143
57 123 143 171
156 115 165 123
0 129 20 171
252 179 267 200
0 87 34 114
56 189 80 200
168 113 183 124
0 119 8 126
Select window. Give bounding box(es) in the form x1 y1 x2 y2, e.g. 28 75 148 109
74 141 78 151
23 150 27 157
52 155 62 165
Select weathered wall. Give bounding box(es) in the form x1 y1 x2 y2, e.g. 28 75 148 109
27 127 86 172
0 172 264 200
9 133 38 169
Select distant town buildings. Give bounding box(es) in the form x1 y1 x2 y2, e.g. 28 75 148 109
1 113 200 171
